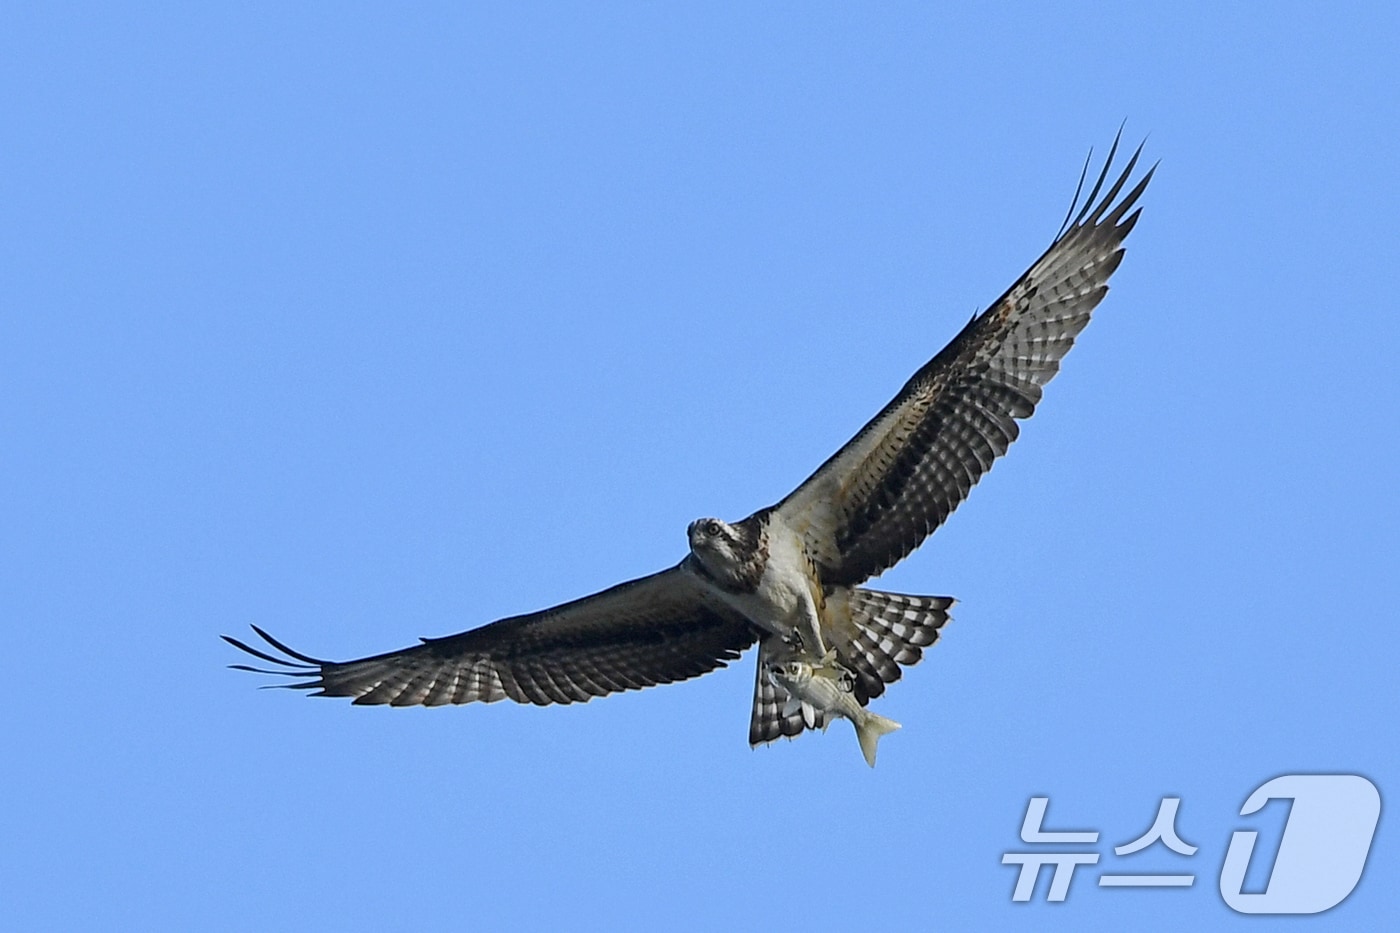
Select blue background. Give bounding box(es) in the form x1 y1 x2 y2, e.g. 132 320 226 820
4 4 1396 929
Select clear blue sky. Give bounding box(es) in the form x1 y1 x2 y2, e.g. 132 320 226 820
4 4 1397 930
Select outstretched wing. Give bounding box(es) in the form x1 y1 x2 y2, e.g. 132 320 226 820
225 565 758 707
776 137 1154 587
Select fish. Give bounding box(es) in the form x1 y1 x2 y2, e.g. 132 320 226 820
764 650 901 767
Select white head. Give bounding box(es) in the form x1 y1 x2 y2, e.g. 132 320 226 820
688 517 745 582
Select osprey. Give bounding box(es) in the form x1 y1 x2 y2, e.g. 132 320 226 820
227 136 1153 765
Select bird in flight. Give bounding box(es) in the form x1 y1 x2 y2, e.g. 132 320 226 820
226 135 1153 765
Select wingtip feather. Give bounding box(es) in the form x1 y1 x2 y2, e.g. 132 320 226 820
1058 130 1154 241
248 624 328 665
222 633 316 669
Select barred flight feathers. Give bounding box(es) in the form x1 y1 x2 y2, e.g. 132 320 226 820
748 638 829 746
225 566 757 708
776 136 1153 587
826 588 954 703
747 588 951 746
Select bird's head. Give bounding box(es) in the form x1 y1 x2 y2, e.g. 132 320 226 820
688 517 740 571
687 514 767 592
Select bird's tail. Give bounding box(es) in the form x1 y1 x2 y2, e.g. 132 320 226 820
854 710 901 767
749 637 831 746
750 589 950 750
826 588 954 700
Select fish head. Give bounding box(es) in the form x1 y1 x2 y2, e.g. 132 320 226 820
764 657 813 690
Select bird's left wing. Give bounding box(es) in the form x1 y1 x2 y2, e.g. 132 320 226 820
225 564 757 707
775 138 1153 587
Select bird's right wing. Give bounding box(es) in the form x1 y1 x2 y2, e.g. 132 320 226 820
225 565 758 707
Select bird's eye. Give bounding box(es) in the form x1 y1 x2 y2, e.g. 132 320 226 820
704 520 721 537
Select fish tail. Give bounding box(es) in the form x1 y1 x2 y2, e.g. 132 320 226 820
854 711 901 767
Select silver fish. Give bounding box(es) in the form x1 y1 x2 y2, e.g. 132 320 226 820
765 651 900 767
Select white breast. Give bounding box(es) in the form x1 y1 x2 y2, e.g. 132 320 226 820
712 513 815 639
